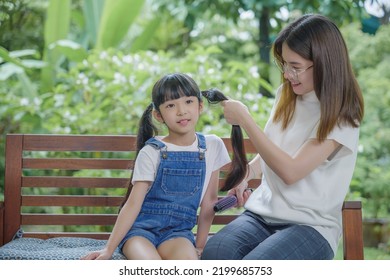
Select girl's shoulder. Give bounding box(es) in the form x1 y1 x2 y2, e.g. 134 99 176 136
204 134 227 150
204 133 224 143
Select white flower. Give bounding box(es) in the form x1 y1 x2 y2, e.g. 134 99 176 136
249 66 259 78
112 56 122 67
123 55 133 64
99 51 108 60
20 98 29 106
113 72 126 84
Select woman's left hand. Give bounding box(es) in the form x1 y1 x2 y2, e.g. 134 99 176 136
227 181 252 207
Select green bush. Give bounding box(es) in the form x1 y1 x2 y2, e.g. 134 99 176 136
343 24 390 219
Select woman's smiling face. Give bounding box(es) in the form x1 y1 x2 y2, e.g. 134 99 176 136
282 42 314 95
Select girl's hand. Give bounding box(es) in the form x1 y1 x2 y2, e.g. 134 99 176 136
222 100 250 126
80 249 111 260
196 247 203 259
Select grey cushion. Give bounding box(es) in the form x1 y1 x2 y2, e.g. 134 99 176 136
0 237 126 260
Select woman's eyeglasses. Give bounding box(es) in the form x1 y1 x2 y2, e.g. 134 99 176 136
276 62 313 81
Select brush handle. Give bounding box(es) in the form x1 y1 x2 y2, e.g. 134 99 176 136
213 195 238 212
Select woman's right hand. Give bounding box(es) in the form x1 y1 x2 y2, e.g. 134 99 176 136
222 99 250 127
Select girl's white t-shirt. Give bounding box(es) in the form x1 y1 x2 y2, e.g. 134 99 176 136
245 89 360 255
132 134 231 203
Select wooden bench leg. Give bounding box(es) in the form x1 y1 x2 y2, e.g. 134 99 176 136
342 201 364 260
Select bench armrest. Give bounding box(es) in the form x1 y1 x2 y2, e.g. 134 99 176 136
0 201 4 246
342 201 364 260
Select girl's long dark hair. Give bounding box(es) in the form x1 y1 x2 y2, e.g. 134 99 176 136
119 103 158 210
119 75 247 210
201 88 248 192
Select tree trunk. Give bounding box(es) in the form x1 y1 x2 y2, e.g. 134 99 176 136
258 7 273 98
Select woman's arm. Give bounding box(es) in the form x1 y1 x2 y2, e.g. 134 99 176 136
81 181 151 260
222 100 340 185
228 154 262 206
195 170 220 256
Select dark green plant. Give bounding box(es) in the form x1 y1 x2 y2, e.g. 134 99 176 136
343 24 390 219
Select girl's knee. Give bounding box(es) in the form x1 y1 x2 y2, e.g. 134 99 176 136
158 237 198 260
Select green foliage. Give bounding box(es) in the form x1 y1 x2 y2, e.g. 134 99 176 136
342 23 390 218
37 46 270 136
82 0 105 47
41 0 71 91
0 0 47 52
96 0 145 49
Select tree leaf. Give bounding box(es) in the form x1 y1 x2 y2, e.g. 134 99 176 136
44 0 71 45
48 40 88 62
130 17 161 52
82 0 105 46
96 0 145 49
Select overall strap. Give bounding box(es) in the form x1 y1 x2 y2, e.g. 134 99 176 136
145 137 166 150
196 133 207 160
145 137 168 159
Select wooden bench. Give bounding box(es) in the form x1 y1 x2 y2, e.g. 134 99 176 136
0 134 364 259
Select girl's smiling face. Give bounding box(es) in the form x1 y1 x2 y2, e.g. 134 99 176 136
282 43 314 95
154 96 203 144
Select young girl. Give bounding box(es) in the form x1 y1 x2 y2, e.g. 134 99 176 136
82 73 230 260
202 14 364 260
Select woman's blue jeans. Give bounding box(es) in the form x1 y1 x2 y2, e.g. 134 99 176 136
201 211 334 260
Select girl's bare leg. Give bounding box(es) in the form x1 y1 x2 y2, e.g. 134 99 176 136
122 236 162 260
157 237 198 260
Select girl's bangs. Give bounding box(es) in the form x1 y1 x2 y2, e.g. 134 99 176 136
153 73 201 108
158 83 199 104
162 86 188 102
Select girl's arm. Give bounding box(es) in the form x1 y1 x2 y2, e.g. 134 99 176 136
195 169 220 257
81 181 151 260
222 100 340 185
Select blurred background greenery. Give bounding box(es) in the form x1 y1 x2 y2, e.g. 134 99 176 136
0 0 389 258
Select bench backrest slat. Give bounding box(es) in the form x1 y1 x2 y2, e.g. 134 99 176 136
22 177 129 188
23 158 134 170
22 195 124 207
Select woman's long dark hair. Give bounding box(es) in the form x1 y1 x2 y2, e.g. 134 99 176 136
119 74 247 210
201 88 248 192
272 14 364 141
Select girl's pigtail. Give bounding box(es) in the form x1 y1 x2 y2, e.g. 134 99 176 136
119 103 158 211
136 103 158 151
201 89 248 191
225 123 248 191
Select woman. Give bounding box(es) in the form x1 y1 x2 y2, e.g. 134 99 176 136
202 14 364 260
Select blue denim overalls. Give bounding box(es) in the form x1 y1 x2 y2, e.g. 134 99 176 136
119 133 207 249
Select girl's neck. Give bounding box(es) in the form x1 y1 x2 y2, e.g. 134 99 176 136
162 132 197 146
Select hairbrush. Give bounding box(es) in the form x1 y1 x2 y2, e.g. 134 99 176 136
213 195 238 212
